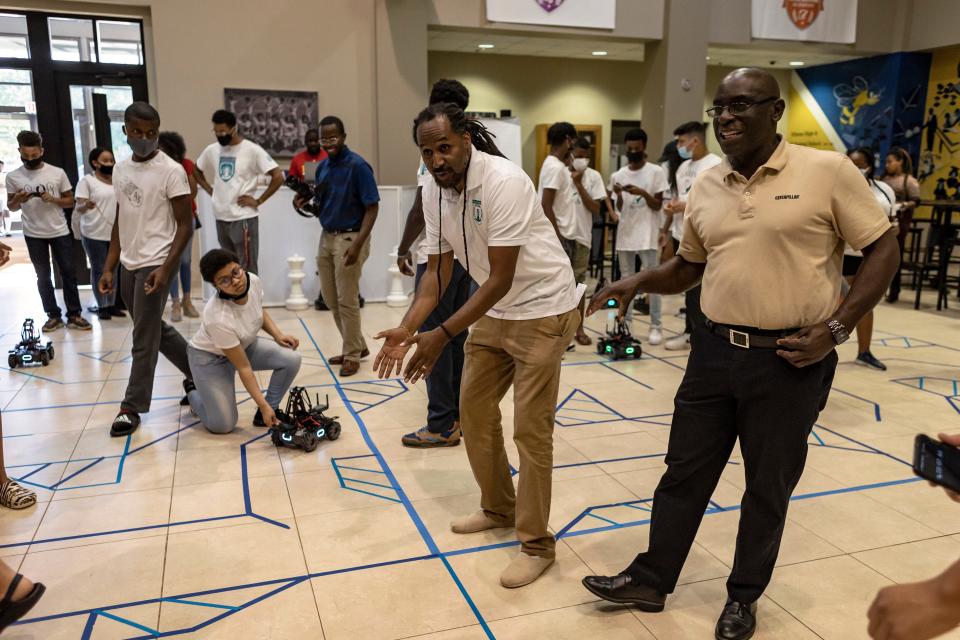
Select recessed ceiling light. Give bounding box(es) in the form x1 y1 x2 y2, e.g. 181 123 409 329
592 50 608 56
789 60 804 66
705 56 711 61
477 43 495 50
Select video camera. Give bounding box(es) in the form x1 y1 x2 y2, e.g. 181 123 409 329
286 174 328 219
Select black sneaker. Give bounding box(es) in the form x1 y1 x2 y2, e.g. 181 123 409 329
314 296 329 311
180 379 195 406
98 308 113 321
66 315 92 331
856 351 887 371
42 316 64 332
253 408 266 427
111 410 140 437
109 306 127 318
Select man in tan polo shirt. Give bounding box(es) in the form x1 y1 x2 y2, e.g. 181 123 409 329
581 68 900 640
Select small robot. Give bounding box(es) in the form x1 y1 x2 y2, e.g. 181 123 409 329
270 386 341 452
596 317 642 361
8 319 54 368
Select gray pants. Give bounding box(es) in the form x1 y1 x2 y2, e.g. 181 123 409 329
617 249 662 325
187 338 302 434
120 265 191 413
216 218 259 274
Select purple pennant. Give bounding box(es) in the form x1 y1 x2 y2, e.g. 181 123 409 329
536 0 565 12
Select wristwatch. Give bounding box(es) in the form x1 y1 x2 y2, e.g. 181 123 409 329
825 318 850 345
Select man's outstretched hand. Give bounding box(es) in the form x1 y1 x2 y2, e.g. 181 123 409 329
373 326 413 378
586 278 637 317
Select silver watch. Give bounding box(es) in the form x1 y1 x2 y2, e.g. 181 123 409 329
825 319 849 345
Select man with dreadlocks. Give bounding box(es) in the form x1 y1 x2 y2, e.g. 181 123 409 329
374 102 584 588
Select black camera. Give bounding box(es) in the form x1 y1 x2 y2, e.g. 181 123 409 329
286 174 328 219
285 174 313 200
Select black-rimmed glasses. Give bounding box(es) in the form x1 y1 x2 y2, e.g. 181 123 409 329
706 97 776 118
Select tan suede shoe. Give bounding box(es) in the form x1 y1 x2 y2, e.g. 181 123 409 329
450 510 514 534
500 552 554 588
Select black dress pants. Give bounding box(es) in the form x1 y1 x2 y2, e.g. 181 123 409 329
625 324 838 604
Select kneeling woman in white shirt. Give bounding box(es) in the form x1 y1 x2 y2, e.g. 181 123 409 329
186 249 301 433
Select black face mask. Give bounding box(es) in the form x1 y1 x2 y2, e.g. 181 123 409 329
217 270 251 300
98 165 114 176
626 151 645 164
21 156 42 170
307 144 322 156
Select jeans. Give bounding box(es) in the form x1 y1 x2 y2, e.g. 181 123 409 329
625 325 838 603
415 260 471 433
187 338 302 434
216 218 259 275
169 234 193 300
617 249 661 325
81 236 117 309
24 234 82 319
120 265 192 413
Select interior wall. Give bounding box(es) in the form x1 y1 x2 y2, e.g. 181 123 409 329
428 51 648 179
906 0 960 51
702 65 792 156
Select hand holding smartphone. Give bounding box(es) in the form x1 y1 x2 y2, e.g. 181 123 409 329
913 434 960 497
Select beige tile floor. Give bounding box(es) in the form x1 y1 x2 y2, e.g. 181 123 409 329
1 261 960 639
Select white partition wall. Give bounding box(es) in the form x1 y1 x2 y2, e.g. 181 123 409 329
197 185 418 307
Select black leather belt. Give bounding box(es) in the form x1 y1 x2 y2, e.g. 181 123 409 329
326 227 362 235
704 319 800 350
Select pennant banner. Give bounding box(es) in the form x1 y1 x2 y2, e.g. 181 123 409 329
486 0 616 30
752 0 858 44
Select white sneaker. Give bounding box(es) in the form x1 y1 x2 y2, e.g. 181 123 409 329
648 326 663 346
664 333 691 351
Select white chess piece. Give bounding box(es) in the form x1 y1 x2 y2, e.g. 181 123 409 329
286 254 310 310
387 244 410 308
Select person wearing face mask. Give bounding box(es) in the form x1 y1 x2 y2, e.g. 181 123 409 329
608 128 669 345
843 147 896 371
569 137 609 345
158 131 200 323
6 130 91 332
75 147 124 321
184 249 301 433
288 128 328 180
100 102 194 437
195 110 283 275
661 121 722 351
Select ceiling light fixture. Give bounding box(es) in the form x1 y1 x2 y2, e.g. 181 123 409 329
477 43 495 49
789 60 805 66
705 56 711 61
592 50 608 56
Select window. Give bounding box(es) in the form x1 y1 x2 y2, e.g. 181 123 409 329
48 17 96 62
97 20 142 65
0 68 37 171
0 13 29 59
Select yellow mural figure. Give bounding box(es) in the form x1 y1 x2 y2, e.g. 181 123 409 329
834 77 882 126
920 47 960 201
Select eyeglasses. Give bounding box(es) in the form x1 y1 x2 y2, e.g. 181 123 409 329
706 97 776 119
319 136 340 144
215 266 245 288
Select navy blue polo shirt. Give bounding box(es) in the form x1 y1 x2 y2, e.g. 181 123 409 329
311 145 380 231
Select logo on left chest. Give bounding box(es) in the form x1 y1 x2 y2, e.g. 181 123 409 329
472 199 483 223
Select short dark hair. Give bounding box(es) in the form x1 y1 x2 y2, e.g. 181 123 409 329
319 115 345 135
212 109 237 127
158 131 187 163
575 136 592 151
673 121 707 140
200 248 240 284
304 128 319 141
547 122 577 147
87 146 112 168
429 79 469 110
17 130 42 148
624 128 648 144
124 101 160 125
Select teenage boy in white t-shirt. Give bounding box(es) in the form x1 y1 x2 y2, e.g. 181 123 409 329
6 131 92 332
100 102 194 437
394 78 474 448
376 104 582 589
660 121 722 351
195 110 283 275
569 137 608 345
608 128 669 344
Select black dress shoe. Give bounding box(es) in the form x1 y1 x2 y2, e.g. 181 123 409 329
581 574 666 612
715 599 757 640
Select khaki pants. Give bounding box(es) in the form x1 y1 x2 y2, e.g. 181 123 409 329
460 307 579 558
316 231 370 362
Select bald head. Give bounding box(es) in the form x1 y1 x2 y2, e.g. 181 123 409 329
723 68 781 99
710 67 785 169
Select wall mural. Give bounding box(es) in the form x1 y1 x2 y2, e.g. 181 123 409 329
918 47 960 200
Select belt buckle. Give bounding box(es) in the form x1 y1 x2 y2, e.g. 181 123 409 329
729 329 750 349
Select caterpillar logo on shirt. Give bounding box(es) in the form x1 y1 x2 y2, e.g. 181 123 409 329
775 194 800 200
472 199 483 223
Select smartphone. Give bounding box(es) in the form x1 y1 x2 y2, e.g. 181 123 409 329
913 434 960 493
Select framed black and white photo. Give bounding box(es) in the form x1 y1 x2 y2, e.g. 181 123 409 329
223 88 319 156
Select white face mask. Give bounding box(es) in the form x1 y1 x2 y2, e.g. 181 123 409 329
859 167 870 177
572 157 589 171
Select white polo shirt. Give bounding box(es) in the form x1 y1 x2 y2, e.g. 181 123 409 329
537 154 578 241
423 146 582 321
571 167 607 248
